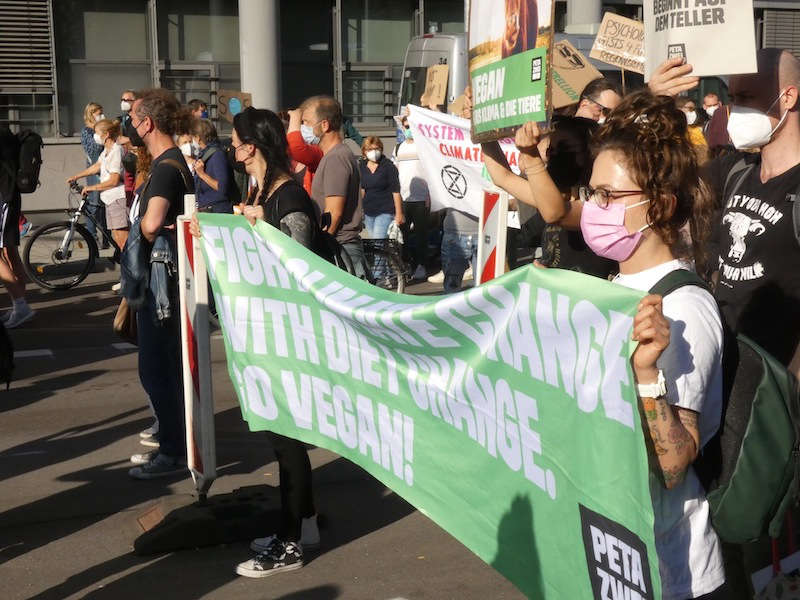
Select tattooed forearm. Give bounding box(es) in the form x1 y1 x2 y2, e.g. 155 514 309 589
640 395 699 489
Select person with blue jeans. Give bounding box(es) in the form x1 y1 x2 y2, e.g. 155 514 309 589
80 102 109 245
126 88 194 479
358 136 403 282
442 209 478 293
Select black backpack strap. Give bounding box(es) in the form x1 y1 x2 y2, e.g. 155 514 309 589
722 157 755 205
648 269 709 297
199 146 218 163
160 157 194 193
792 190 800 248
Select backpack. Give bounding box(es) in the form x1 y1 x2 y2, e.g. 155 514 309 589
0 320 14 389
723 157 800 246
14 130 43 194
650 269 800 543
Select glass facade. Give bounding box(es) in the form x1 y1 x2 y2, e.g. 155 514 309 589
7 0 757 140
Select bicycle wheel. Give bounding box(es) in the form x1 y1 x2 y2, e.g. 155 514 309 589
363 239 407 293
23 221 98 290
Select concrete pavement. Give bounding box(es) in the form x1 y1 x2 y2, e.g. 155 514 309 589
0 262 524 600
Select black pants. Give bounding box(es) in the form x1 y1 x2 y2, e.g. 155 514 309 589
266 432 315 541
690 583 730 600
137 297 184 458
402 201 429 268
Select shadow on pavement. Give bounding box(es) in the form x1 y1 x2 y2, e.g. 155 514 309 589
20 454 414 599
0 404 147 482
0 369 108 415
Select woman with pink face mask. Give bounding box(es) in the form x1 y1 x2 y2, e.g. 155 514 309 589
578 90 728 599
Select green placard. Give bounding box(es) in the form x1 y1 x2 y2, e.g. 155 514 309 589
471 47 548 138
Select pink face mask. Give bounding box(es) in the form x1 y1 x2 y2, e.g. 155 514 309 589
580 199 650 262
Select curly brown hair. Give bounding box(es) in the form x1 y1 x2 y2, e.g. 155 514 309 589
134 88 194 137
592 90 714 270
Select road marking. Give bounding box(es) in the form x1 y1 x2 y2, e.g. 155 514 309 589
1 450 47 457
14 349 54 358
112 342 137 351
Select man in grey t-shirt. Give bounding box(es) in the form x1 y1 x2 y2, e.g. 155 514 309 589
301 95 365 278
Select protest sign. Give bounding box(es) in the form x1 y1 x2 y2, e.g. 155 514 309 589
197 212 662 599
644 0 757 80
421 64 449 108
468 0 554 142
552 39 603 109
590 13 645 75
407 104 520 221
218 90 252 123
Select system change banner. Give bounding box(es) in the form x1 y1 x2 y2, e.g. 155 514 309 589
407 104 520 219
197 213 662 599
644 0 757 80
468 0 554 142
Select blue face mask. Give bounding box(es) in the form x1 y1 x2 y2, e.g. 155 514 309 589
404 127 413 140
301 124 320 145
200 110 208 119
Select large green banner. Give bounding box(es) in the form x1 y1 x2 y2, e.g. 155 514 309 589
197 213 661 599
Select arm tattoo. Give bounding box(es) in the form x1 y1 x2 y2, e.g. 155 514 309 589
280 212 314 250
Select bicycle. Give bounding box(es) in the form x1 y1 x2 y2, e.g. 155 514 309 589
23 182 121 290
362 238 409 294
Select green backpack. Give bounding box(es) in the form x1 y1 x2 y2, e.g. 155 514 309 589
650 269 800 543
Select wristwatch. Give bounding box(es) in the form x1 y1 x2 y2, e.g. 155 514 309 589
636 369 667 398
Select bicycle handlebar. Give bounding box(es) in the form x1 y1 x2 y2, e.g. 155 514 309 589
69 181 83 194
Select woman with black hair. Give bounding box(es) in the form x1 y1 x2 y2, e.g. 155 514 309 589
190 106 320 578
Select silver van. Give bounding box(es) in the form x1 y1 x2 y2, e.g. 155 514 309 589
398 33 468 112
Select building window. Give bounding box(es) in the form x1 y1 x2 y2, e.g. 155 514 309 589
0 0 57 137
53 0 149 137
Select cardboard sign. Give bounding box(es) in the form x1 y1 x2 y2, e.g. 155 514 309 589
644 0 757 80
421 64 449 108
468 0 554 143
590 13 645 74
217 90 253 123
552 39 603 109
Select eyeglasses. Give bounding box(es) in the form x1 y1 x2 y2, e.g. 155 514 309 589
584 97 612 117
579 185 644 208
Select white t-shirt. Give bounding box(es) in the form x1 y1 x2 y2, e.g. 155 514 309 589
613 259 725 600
393 140 429 203
98 143 126 204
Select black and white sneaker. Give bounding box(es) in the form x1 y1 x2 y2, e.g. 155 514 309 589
236 539 304 578
250 515 320 553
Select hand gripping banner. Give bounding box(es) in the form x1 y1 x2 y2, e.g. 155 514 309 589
197 213 661 599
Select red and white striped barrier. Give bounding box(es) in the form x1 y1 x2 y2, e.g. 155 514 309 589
477 189 509 284
177 197 216 499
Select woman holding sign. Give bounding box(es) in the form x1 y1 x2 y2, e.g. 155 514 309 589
190 107 321 579
584 90 727 599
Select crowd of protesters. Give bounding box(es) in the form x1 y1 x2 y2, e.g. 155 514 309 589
2 38 800 597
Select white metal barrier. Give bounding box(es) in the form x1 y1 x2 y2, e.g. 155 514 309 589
476 189 509 284
177 197 216 500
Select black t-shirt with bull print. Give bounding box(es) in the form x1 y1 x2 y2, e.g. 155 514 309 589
709 151 800 366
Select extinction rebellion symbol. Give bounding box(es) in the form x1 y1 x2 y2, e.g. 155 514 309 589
441 165 467 199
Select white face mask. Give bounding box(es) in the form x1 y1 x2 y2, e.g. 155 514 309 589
596 115 607 125
685 111 697 125
366 149 382 162
179 142 192 157
727 90 788 150
301 124 320 145
93 132 104 145
95 113 105 123
120 100 132 113
705 104 718 117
